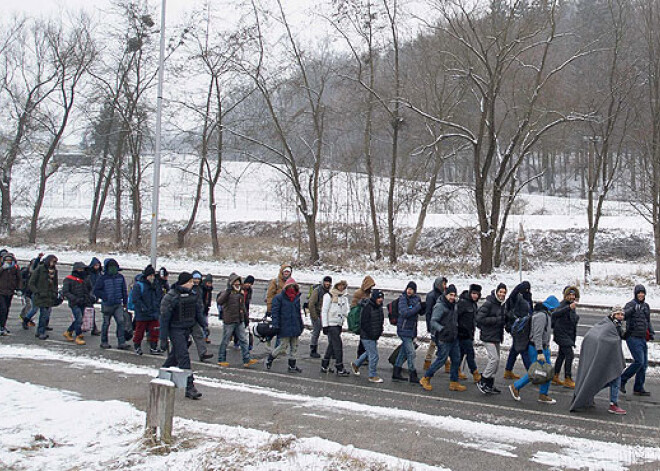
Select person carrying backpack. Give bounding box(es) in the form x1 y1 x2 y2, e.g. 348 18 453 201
552 285 580 388
423 276 447 371
392 281 422 384
351 289 385 382
351 275 376 363
131 265 163 355
420 284 466 392
0 253 22 335
503 281 533 380
93 258 129 350
509 295 560 404
320 280 350 376
62 262 93 345
28 254 59 340
307 276 332 358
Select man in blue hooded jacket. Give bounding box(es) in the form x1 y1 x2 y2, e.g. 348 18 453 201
94 258 129 350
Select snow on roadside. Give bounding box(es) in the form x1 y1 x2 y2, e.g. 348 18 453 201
0 376 439 471
1 344 659 471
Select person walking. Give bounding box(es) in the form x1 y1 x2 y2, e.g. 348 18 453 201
190 271 213 362
503 281 533 380
392 281 422 384
160 272 207 400
307 276 332 359
456 284 482 383
0 253 22 335
265 278 304 373
62 262 93 345
475 283 507 394
93 258 129 350
28 254 59 340
620 285 655 396
321 280 351 376
351 289 385 383
351 275 376 361
552 286 580 388
423 276 447 371
509 296 560 404
86 257 102 336
266 264 293 315
419 284 466 392
217 273 259 368
131 265 163 355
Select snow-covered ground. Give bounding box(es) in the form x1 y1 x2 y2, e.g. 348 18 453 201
1 344 659 471
0 375 436 471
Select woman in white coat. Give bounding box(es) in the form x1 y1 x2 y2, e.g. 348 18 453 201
321 280 350 376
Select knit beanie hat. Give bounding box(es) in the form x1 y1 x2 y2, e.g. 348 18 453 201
244 275 255 284
496 282 507 292
469 284 482 294
323 275 333 283
371 289 384 302
143 265 156 277
406 281 417 293
178 272 193 285
445 284 457 295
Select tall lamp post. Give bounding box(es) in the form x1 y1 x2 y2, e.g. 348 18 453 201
151 0 167 267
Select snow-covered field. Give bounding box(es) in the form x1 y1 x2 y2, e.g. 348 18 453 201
1 344 659 471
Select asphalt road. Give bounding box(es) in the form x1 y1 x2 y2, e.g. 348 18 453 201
1 300 659 470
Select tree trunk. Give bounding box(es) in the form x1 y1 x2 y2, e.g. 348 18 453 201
28 166 49 244
177 158 205 248
304 213 319 263
407 151 443 255
387 120 398 263
0 175 11 236
114 156 122 244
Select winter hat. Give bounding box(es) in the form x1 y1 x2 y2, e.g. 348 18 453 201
469 284 482 294
634 284 646 296
543 295 560 311
610 305 624 317
192 270 202 280
323 275 333 284
406 281 417 293
371 289 384 302
72 261 86 271
143 265 156 277
177 272 193 285
283 278 298 292
244 275 255 284
204 274 213 283
282 266 292 274
445 284 457 295
159 267 169 278
496 282 507 292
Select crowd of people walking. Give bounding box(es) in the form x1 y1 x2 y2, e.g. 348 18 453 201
0 250 655 414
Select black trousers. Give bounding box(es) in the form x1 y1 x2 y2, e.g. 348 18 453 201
0 294 13 329
163 326 194 384
323 325 344 367
554 345 574 378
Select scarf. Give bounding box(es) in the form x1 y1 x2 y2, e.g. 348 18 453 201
285 287 297 301
330 287 345 303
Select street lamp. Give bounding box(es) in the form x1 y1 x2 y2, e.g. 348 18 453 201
151 0 166 268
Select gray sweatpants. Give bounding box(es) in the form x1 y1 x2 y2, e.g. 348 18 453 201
483 342 501 379
310 316 322 347
192 322 208 359
271 336 299 360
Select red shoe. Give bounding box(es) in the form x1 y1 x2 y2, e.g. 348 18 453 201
608 403 626 415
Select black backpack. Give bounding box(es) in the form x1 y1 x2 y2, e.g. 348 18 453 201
511 315 532 351
387 300 399 325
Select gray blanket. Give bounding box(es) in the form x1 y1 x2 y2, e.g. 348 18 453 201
570 317 625 411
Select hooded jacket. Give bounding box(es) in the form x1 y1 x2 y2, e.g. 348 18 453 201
624 284 654 340
351 275 376 308
0 253 22 296
505 281 532 331
430 295 458 343
28 255 59 308
271 279 304 338
62 267 94 308
397 290 422 338
216 273 246 324
552 286 580 347
457 289 480 340
93 259 128 306
530 302 552 350
266 263 292 312
476 291 506 343
425 276 445 333
86 257 102 293
359 294 384 341
307 280 331 321
132 274 161 322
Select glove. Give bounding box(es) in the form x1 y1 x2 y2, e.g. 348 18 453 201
322 326 329 335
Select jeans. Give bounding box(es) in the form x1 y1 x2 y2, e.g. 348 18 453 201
621 337 648 392
37 307 52 336
483 342 501 379
425 339 437 363
425 339 460 381
25 295 38 321
218 322 250 363
605 377 621 404
505 345 522 371
271 336 299 360
67 306 83 336
459 338 478 373
394 337 416 372
101 304 126 345
554 345 575 378
323 325 344 367
355 339 379 377
514 345 551 395
310 316 322 347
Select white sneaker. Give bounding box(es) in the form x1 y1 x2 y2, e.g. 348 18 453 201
368 376 384 383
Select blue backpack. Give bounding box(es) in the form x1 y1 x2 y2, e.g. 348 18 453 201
127 282 144 312
511 315 532 351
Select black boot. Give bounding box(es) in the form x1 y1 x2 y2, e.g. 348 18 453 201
288 358 302 373
320 358 334 374
149 342 163 355
408 369 420 384
265 354 274 370
310 345 321 359
336 363 350 376
392 366 407 382
185 378 202 400
489 377 501 394
134 343 143 355
476 376 490 394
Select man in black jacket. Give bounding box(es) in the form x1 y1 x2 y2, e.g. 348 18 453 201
552 286 580 388
457 284 482 383
351 290 385 383
620 285 655 396
476 283 507 394
160 272 209 400
423 276 447 371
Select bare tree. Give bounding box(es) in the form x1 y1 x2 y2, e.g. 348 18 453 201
28 15 97 243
